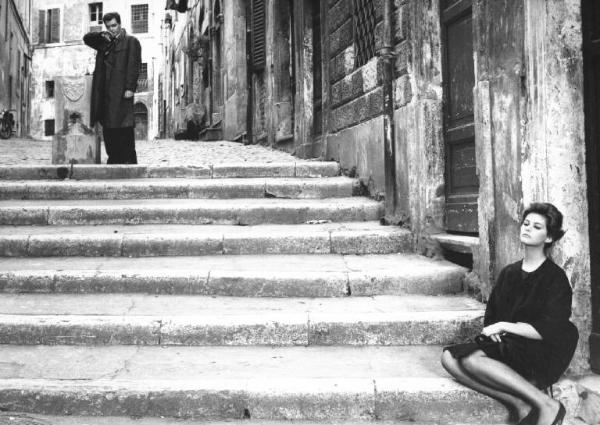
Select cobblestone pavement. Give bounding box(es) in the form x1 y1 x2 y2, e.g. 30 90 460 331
0 138 306 166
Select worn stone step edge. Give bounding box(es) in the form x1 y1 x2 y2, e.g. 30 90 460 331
0 177 357 200
0 266 465 297
0 311 483 346
0 162 340 180
0 198 383 226
0 224 413 257
0 415 515 425
0 378 505 423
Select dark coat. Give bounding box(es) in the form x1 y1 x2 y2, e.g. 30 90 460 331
483 259 579 387
83 30 141 129
444 258 578 388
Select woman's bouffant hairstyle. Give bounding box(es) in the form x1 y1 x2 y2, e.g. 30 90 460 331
102 12 121 25
522 202 566 249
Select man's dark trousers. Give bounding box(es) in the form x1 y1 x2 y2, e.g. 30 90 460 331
103 127 137 164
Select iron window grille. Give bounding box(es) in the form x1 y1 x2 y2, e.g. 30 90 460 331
131 4 149 34
352 0 376 68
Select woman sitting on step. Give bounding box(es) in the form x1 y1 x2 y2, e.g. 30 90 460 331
441 202 578 425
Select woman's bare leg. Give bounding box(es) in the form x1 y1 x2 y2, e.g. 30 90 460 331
441 350 532 421
459 350 560 425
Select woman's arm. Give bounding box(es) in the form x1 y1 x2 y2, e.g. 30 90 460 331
482 321 542 341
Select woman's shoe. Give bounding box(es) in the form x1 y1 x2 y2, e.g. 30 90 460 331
517 408 536 425
550 402 566 425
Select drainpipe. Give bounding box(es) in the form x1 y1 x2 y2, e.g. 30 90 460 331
382 0 397 222
245 0 253 145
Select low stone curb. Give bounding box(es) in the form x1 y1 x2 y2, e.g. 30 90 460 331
0 224 413 257
0 162 340 180
0 198 383 226
0 177 356 201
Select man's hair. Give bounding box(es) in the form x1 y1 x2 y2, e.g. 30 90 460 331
522 202 566 249
102 12 121 25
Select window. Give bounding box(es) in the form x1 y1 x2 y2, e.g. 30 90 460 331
137 63 148 91
89 3 103 32
38 8 61 44
250 0 266 71
352 0 376 67
44 119 55 136
45 81 55 98
131 4 149 34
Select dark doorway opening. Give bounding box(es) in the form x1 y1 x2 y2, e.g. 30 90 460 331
441 0 478 234
582 0 600 373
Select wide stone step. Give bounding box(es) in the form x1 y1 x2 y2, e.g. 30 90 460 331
0 254 466 297
0 222 412 257
0 345 506 422
0 162 340 180
0 177 356 200
0 417 512 425
0 294 484 345
0 197 382 226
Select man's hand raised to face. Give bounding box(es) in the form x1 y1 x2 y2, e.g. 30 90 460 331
124 90 135 99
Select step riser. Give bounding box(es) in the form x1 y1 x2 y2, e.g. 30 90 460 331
0 180 355 200
0 316 482 346
0 233 412 257
0 270 464 297
0 204 382 226
0 163 340 180
0 385 506 423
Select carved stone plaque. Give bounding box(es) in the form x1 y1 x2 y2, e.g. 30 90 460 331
62 76 85 102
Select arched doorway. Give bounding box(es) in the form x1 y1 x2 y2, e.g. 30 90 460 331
134 102 148 140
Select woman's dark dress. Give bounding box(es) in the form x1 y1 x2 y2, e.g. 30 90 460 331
446 258 578 388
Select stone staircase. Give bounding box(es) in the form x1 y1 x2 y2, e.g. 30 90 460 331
0 162 508 424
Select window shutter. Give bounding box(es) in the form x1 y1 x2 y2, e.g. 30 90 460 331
251 0 266 72
50 8 60 43
38 10 46 43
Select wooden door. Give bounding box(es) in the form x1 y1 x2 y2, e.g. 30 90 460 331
441 0 478 233
583 0 600 373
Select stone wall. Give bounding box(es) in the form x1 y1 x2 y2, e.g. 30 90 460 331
0 0 32 137
324 0 387 196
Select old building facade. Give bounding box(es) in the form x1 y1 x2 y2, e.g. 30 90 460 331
30 0 165 141
0 0 33 138
166 0 599 376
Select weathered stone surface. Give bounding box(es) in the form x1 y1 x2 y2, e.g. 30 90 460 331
222 233 331 256
0 315 160 345
328 0 352 33
28 234 122 257
160 316 309 346
294 162 340 177
0 294 483 346
330 227 412 254
0 345 521 421
0 178 356 201
0 253 465 297
205 270 348 297
329 20 353 57
212 163 296 179
375 378 507 423
309 312 482 345
264 178 353 199
0 206 48 225
121 234 224 257
330 87 384 132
